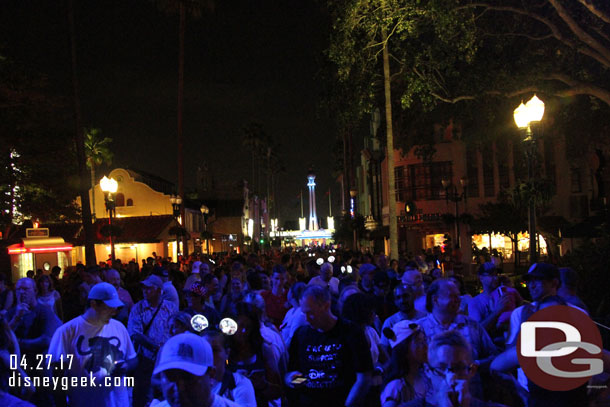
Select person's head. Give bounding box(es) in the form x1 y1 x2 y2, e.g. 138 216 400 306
154 333 216 407
426 330 476 395
373 271 390 297
270 269 285 292
51 266 61 277
83 265 102 285
15 278 37 307
141 275 163 304
319 262 333 282
246 269 263 291
341 292 374 327
394 284 414 314
202 273 219 296
241 291 266 320
232 302 263 351
525 262 560 302
186 282 206 309
230 261 244 281
448 275 465 295
426 279 460 317
169 312 197 336
258 272 271 291
288 282 307 308
359 264 377 287
87 282 123 324
300 285 333 331
430 266 443 280
153 266 170 282
202 330 229 382
104 268 121 289
26 270 34 279
230 277 243 294
402 269 424 296
337 284 360 315
36 274 54 295
384 321 427 382
477 262 498 291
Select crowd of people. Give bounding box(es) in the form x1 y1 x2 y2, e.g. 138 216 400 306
0 248 609 407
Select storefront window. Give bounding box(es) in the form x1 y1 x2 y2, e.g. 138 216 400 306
472 232 547 262
19 253 34 279
424 234 447 251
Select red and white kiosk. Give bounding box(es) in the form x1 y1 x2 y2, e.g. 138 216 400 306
7 228 73 281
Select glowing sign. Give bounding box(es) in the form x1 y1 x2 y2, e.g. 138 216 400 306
8 245 73 255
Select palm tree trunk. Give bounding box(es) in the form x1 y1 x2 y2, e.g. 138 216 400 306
90 164 96 220
177 1 187 256
68 0 96 266
382 20 399 259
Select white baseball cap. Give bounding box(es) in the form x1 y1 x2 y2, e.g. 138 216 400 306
153 333 214 376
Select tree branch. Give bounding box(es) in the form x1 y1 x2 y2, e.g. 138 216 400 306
577 0 610 24
547 73 610 106
548 0 610 66
460 2 610 67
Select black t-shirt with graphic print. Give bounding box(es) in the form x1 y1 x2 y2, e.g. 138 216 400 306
288 318 373 406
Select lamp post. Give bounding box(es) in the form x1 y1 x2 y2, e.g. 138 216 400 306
513 95 545 264
100 175 118 262
170 194 183 255
200 204 209 255
349 188 358 251
442 177 468 248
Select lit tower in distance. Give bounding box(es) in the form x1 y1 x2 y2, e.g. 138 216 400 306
307 169 319 231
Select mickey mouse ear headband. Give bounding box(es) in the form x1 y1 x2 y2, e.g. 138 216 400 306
383 320 420 349
190 314 239 336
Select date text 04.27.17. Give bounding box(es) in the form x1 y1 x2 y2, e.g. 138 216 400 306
10 354 74 371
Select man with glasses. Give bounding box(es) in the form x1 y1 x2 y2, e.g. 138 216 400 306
403 330 506 406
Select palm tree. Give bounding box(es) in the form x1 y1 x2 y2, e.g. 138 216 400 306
84 128 113 220
152 0 214 256
241 122 269 194
67 0 96 265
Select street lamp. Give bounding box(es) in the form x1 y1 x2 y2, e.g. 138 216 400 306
100 175 118 262
514 94 545 264
169 195 183 221
349 188 358 250
169 194 183 256
442 176 468 248
200 204 209 254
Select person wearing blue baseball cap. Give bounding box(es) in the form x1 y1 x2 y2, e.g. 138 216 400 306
48 282 137 407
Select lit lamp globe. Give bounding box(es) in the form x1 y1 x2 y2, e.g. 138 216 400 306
525 95 545 122
100 176 118 193
513 102 529 129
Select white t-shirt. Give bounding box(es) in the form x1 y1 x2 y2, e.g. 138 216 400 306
212 372 257 407
280 307 308 348
364 325 381 365
48 316 137 407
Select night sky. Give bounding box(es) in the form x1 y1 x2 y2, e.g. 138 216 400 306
2 0 342 222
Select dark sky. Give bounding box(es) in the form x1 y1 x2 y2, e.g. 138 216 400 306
2 0 342 222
